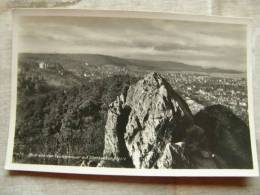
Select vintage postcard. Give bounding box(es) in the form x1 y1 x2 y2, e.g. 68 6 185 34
5 9 259 176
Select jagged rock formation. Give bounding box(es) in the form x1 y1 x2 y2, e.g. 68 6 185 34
100 72 253 169
99 94 133 167
100 72 193 168
124 72 193 168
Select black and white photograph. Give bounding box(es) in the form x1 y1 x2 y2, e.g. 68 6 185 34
5 9 258 176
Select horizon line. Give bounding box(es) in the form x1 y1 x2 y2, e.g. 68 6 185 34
18 52 245 73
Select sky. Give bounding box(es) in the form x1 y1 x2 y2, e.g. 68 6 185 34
17 16 247 71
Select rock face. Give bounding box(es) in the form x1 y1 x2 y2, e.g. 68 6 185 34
99 94 133 167
100 72 253 169
101 72 194 168
194 105 253 169
156 142 191 168
124 72 193 168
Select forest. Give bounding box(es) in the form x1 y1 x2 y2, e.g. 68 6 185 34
14 62 139 165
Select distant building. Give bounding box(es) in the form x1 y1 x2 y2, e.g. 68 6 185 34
39 61 48 69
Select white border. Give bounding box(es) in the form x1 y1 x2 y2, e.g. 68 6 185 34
5 9 259 177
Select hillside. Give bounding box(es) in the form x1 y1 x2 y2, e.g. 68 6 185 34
14 73 140 165
19 53 243 74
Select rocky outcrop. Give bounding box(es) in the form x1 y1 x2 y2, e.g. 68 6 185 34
100 72 194 168
100 72 253 169
99 94 133 167
194 105 253 169
124 72 193 168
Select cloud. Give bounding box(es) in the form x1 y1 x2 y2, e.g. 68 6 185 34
17 16 247 71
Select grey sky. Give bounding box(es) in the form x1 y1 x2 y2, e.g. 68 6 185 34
17 16 247 71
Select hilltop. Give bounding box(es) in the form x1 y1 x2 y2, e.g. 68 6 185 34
19 53 243 74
